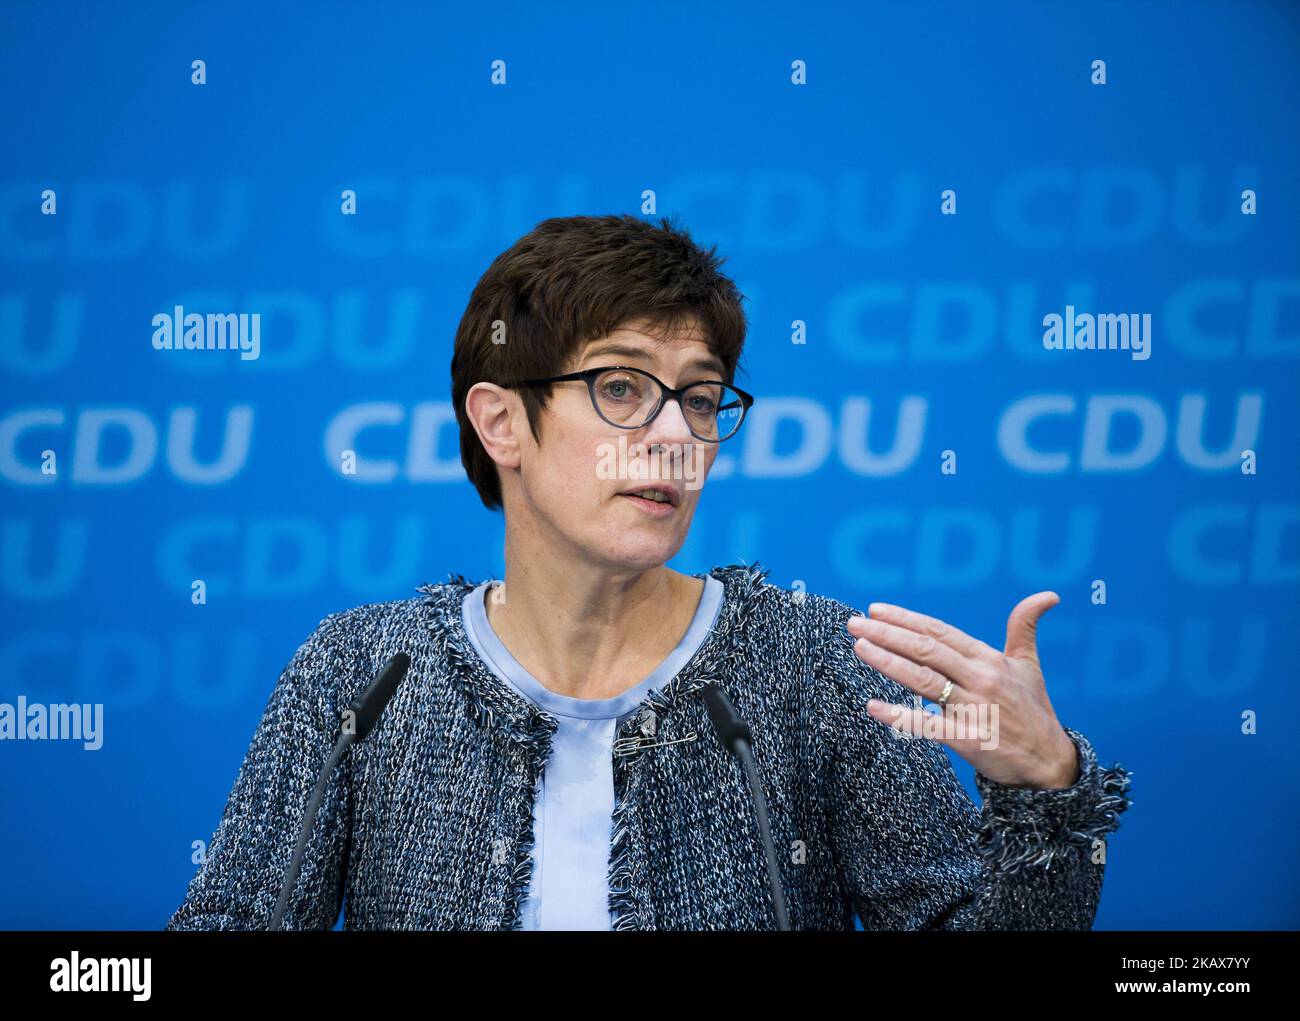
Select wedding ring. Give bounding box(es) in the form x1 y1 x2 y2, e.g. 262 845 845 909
937 680 954 706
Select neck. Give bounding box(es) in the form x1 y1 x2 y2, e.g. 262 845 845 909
484 538 705 701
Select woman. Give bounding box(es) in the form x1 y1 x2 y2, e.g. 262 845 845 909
165 213 1133 931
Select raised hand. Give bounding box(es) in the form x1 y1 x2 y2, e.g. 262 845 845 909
846 592 1080 789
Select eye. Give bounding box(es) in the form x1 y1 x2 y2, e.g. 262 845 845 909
683 383 725 415
597 374 643 402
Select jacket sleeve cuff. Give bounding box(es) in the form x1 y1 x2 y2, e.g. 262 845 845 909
971 727 1134 875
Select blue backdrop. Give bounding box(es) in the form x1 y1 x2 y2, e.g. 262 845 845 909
1 0 1297 930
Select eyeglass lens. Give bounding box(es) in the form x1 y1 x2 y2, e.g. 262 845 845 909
592 368 744 440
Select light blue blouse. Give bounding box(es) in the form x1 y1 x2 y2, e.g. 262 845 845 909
461 574 724 929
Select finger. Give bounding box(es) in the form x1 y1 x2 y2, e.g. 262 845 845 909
1004 591 1060 661
864 602 1001 664
851 635 971 706
847 615 987 691
864 699 956 749
866 698 999 757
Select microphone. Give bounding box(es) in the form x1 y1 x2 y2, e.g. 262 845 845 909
701 682 791 931
347 652 411 742
269 652 411 930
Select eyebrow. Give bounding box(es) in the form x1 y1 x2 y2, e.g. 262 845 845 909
580 342 726 377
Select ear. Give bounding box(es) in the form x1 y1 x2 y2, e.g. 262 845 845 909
464 382 523 470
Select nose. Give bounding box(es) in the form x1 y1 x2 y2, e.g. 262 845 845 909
643 393 696 445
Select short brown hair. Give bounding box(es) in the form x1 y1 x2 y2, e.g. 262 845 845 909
451 213 750 510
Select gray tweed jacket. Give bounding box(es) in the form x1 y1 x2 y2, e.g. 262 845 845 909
164 562 1133 931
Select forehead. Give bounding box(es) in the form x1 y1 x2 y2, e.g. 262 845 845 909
576 319 724 373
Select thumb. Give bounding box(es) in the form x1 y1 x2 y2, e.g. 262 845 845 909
1004 591 1060 661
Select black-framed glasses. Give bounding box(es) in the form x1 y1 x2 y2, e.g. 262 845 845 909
507 365 755 442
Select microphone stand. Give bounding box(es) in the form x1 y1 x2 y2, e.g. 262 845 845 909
269 652 410 931
702 682 791 931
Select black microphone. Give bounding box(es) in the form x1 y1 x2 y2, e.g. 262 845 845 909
269 652 411 930
701 682 791 931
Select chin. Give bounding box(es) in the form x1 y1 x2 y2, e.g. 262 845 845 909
596 537 684 573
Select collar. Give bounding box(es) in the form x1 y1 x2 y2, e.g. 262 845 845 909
416 561 773 750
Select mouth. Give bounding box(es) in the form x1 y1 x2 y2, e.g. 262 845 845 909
619 485 680 512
